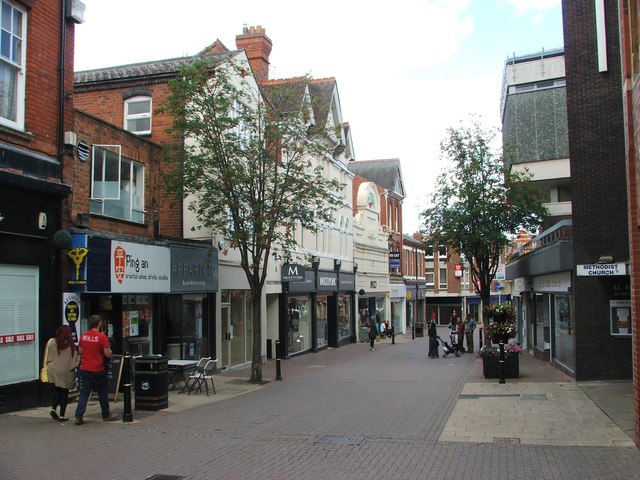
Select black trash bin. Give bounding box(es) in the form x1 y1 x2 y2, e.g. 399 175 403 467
415 323 424 337
134 356 168 411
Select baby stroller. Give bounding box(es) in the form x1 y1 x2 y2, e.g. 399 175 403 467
437 334 460 358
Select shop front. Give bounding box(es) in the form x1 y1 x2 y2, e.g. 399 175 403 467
68 233 217 361
0 182 69 412
332 271 356 347
282 268 315 357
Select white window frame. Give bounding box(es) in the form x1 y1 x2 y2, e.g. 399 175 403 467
124 96 152 135
90 145 145 223
0 0 26 130
439 267 448 290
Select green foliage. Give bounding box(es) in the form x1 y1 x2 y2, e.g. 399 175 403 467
161 57 344 279
421 119 547 313
160 55 345 381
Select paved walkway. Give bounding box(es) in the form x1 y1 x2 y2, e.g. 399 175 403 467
2 330 639 479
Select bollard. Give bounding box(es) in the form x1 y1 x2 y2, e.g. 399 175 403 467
498 342 506 384
479 328 483 349
391 331 395 345
412 323 415 340
275 339 282 381
122 352 133 422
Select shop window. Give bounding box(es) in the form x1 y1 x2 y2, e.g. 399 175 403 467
90 145 145 223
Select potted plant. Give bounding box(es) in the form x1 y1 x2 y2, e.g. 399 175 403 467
479 343 521 378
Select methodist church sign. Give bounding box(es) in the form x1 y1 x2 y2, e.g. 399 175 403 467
576 262 628 276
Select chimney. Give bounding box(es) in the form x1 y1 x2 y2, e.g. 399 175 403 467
235 25 272 83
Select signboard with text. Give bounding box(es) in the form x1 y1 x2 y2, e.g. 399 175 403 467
577 263 628 277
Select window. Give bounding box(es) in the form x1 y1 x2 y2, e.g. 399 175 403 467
438 244 447 258
90 145 145 223
425 245 434 259
124 96 152 134
231 100 250 145
0 0 25 129
426 269 434 289
439 267 448 290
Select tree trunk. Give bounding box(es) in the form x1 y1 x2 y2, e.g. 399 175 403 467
250 289 262 383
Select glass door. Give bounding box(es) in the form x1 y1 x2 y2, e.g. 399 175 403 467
221 304 230 370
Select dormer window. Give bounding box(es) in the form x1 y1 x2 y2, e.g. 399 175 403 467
124 96 152 135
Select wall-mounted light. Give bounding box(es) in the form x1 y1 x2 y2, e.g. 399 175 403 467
311 256 320 270
597 255 614 264
334 259 342 271
353 262 358 274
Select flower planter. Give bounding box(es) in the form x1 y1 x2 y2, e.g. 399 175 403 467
482 354 519 378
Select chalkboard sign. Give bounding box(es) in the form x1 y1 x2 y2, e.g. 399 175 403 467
107 355 124 402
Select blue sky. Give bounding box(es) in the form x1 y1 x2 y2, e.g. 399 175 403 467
75 0 564 233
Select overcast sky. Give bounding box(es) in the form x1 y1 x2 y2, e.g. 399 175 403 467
74 0 564 234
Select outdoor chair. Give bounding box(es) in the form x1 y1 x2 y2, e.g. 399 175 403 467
187 359 217 396
179 357 211 394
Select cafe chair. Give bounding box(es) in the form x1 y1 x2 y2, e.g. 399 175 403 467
188 359 217 396
179 357 210 394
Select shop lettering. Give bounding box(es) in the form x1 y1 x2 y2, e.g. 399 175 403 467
172 262 216 277
126 254 149 273
0 333 35 345
319 277 336 286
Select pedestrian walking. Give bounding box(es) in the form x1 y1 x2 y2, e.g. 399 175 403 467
457 316 466 352
74 314 118 424
368 318 377 351
45 325 80 422
464 313 476 353
428 319 439 358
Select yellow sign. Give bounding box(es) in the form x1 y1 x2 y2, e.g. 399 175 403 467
407 291 412 300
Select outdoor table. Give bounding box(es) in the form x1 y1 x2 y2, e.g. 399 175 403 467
167 359 198 391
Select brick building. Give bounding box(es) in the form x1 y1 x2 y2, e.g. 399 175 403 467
562 0 631 381
616 0 640 446
0 0 82 413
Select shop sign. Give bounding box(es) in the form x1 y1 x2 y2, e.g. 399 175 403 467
282 263 305 282
533 272 571 292
495 264 506 280
0 333 35 345
338 273 355 291
317 271 338 291
389 252 400 269
170 246 218 292
111 241 170 293
577 263 628 276
62 292 81 343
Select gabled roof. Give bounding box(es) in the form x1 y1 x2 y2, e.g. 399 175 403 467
74 49 238 86
347 159 405 198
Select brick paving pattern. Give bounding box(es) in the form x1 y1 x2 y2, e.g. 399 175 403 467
1 329 639 479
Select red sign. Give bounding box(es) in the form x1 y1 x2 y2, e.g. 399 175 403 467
0 333 35 345
114 245 126 284
454 264 464 278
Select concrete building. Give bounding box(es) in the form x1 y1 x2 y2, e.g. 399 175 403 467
501 48 576 371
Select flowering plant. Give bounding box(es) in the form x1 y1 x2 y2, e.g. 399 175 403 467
506 343 523 354
478 342 522 358
487 302 515 321
485 302 516 342
478 345 498 357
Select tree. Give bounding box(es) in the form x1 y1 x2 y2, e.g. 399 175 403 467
161 56 344 382
421 120 547 323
